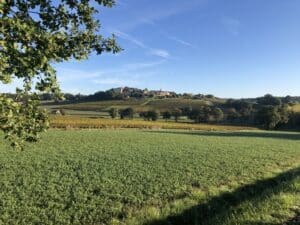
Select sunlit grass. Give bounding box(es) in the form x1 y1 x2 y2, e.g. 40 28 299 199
0 130 299 224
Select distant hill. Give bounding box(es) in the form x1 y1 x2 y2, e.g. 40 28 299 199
3 86 299 104
38 90 300 130
43 98 223 115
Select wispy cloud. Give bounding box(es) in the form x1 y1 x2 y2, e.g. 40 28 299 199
114 29 171 59
149 49 170 59
123 60 165 70
114 30 146 48
56 60 165 82
118 0 208 31
113 3 198 50
149 22 197 49
56 60 165 88
167 36 194 47
96 60 165 76
221 17 241 36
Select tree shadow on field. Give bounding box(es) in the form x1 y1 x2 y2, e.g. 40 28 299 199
146 130 300 141
244 211 300 225
144 167 300 225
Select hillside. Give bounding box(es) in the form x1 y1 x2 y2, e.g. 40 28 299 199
43 97 225 117
41 93 300 131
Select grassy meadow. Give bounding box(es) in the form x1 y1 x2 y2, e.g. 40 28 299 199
0 129 299 225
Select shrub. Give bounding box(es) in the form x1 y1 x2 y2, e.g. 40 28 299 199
120 108 134 119
109 108 118 119
172 108 182 122
140 110 160 121
212 107 224 122
162 111 172 121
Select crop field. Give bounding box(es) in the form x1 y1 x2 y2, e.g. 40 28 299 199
50 115 257 131
59 99 146 111
0 130 299 225
43 98 224 117
140 98 217 111
292 104 300 112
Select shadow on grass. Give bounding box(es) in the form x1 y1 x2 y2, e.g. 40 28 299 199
146 130 300 141
244 212 300 225
144 167 300 225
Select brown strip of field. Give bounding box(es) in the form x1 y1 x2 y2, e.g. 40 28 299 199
50 116 258 131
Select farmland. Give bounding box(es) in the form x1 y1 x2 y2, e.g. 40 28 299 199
42 97 300 132
0 130 299 225
2 1 300 225
50 115 257 130
293 104 300 112
43 98 222 118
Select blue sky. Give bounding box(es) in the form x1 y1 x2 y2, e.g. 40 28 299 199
2 0 300 98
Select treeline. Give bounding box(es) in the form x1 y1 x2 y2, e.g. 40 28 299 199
3 89 300 130
59 89 300 103
107 94 300 130
3 87 300 103
190 95 300 129
5 87 215 102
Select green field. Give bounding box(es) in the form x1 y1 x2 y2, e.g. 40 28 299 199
43 98 223 118
0 130 299 225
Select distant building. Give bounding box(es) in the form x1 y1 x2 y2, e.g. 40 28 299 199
157 90 171 97
110 87 171 98
111 87 124 94
146 89 171 97
51 109 65 115
143 88 149 95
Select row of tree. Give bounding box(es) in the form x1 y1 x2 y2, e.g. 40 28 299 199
109 108 182 121
107 94 300 130
223 94 293 129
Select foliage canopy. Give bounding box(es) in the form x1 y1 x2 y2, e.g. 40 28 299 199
0 0 121 149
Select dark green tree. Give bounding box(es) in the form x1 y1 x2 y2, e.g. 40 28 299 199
212 107 224 122
120 108 134 120
162 111 172 121
109 108 118 119
188 106 212 123
227 108 240 123
140 110 159 121
0 0 121 149
289 111 300 128
172 108 182 122
188 108 201 123
277 104 290 126
181 106 192 116
257 94 281 106
282 95 293 105
149 110 159 121
239 103 253 121
255 106 281 129
197 106 212 122
139 112 147 120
